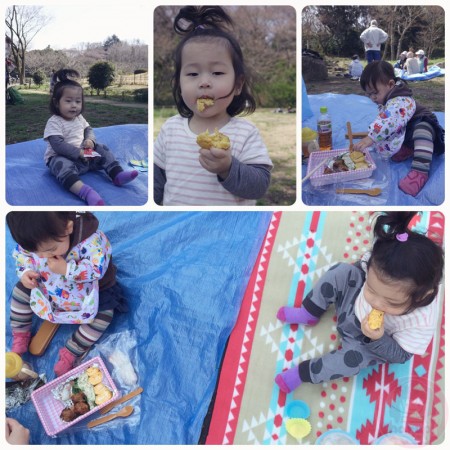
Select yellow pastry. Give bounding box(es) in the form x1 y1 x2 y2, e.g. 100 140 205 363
196 128 230 150
87 367 103 385
197 98 215 112
368 309 384 330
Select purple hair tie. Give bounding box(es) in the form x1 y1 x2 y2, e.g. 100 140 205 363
396 232 408 242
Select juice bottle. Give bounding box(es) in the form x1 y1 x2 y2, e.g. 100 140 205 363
5 352 38 381
317 106 332 150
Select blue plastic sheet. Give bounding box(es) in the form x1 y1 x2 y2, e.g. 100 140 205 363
6 124 148 206
5 211 273 444
397 65 445 81
302 93 444 206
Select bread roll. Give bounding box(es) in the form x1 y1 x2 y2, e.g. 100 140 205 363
368 309 384 330
196 128 230 150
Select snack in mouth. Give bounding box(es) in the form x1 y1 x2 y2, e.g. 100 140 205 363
196 128 230 150
368 309 384 330
197 98 215 112
323 151 369 174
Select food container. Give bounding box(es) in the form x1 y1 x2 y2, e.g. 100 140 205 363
306 148 376 187
302 127 319 157
6 352 38 381
31 356 119 436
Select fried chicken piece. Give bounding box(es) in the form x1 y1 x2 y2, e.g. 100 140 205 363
196 128 230 150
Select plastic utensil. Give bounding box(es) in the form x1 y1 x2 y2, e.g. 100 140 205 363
335 187 381 196
99 387 143 415
286 400 310 419
346 121 354 151
285 418 312 439
302 156 334 183
87 405 134 429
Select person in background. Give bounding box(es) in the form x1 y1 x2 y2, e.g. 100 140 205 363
346 54 364 79
394 51 408 70
415 49 428 73
360 19 389 63
404 51 420 75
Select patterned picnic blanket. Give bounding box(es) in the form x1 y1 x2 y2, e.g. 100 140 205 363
206 211 445 445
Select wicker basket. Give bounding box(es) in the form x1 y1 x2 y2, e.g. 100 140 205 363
306 149 376 187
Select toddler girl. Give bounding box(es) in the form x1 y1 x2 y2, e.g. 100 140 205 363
154 6 273 206
353 61 444 196
7 212 128 376
44 69 138 206
275 211 444 393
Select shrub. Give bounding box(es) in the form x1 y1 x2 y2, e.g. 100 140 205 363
134 88 148 103
32 70 46 86
88 62 115 95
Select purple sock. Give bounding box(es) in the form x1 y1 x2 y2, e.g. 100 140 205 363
79 185 105 206
277 306 319 325
113 170 138 186
275 366 302 393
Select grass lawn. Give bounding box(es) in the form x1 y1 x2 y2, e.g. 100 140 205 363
5 87 148 144
154 108 297 206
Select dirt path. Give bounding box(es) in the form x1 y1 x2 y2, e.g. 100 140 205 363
84 97 147 109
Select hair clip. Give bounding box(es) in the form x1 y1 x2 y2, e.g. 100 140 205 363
396 232 408 242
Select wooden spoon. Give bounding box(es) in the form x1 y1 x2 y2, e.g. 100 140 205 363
87 405 134 429
336 187 381 196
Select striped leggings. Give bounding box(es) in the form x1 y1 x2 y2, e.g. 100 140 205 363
10 282 114 357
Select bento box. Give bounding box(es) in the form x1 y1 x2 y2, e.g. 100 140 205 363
306 148 376 187
31 356 119 436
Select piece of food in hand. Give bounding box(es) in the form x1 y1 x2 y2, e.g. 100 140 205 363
197 97 215 112
196 128 230 150
368 309 384 330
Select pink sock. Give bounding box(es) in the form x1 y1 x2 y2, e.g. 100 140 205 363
79 185 105 206
11 330 32 355
275 366 302 393
54 348 77 377
113 170 138 186
398 170 429 197
277 306 319 325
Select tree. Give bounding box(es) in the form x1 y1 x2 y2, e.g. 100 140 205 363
88 61 115 95
5 5 51 84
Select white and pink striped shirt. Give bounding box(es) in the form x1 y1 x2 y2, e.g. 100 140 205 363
154 115 273 206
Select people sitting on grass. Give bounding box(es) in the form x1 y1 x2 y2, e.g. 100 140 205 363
404 51 420 75
344 54 364 80
394 51 408 70
415 49 428 73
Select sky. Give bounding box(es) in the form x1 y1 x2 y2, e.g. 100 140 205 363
27 3 150 50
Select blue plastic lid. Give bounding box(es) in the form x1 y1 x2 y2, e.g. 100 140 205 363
286 400 310 419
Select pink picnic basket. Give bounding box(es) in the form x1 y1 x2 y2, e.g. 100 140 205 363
31 356 119 436
306 148 376 187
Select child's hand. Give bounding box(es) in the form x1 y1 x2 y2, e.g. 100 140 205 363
199 147 232 180
20 270 39 289
46 255 68 275
361 315 384 341
352 136 374 152
82 139 95 149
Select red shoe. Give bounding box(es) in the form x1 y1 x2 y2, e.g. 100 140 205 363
11 330 32 355
398 170 429 196
391 145 414 162
54 348 77 377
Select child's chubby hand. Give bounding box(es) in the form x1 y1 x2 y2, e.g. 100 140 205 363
82 138 95 149
46 255 68 275
199 146 232 180
361 314 384 341
352 136 374 152
20 270 40 289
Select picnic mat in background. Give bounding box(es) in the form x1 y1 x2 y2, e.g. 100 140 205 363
206 211 445 445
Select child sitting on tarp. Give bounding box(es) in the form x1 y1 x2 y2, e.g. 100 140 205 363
352 61 444 197
404 51 420 75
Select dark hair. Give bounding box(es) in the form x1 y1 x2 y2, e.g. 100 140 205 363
49 69 84 116
359 61 400 91
171 6 256 118
367 212 444 312
352 54 359 60
6 211 83 252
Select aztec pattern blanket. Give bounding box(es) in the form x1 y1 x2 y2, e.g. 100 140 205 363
206 211 445 445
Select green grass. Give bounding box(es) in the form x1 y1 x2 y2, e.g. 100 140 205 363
154 107 296 206
6 88 148 144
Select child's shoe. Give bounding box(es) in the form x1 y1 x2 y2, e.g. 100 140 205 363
398 170 428 197
391 145 414 162
113 170 138 186
11 330 32 355
54 348 77 377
